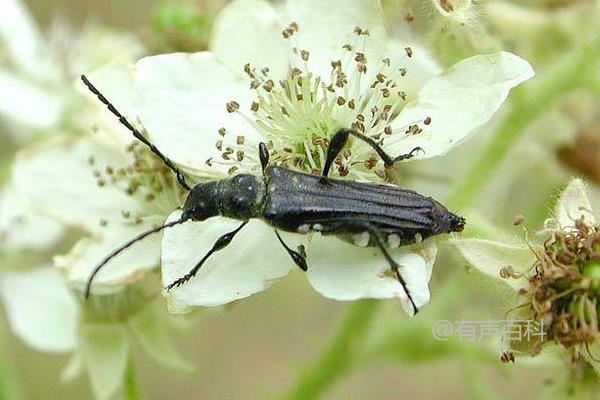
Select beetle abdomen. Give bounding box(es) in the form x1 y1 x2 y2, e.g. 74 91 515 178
261 166 458 244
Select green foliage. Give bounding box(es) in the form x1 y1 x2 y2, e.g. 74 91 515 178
151 1 215 53
448 34 600 211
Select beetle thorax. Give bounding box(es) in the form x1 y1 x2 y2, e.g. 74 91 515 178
183 175 265 221
216 174 265 220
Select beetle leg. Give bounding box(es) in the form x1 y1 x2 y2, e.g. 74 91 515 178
322 129 350 177
322 128 424 177
164 221 248 291
391 146 424 163
259 142 270 174
275 231 308 271
368 228 419 315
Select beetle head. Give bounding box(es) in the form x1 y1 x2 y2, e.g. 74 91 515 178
449 213 466 233
181 182 220 221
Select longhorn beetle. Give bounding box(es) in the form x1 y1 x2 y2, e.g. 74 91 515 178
81 74 465 314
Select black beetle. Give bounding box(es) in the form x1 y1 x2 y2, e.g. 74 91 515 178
81 75 465 314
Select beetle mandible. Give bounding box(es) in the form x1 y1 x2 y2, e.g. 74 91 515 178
81 75 465 314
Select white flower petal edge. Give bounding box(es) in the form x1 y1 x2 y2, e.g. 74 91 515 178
55 216 164 287
12 136 142 232
450 238 534 291
0 0 51 80
210 0 289 79
386 52 535 159
286 0 386 80
162 210 298 309
0 268 78 352
306 237 437 316
135 52 261 179
555 178 597 228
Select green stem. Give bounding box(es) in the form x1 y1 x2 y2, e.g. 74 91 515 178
278 300 379 400
448 35 600 211
0 156 13 188
124 358 140 400
0 317 25 400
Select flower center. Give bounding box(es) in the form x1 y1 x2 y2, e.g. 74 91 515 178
227 24 415 179
88 143 185 226
509 215 600 356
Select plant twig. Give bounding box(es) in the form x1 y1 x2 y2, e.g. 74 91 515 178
279 300 379 400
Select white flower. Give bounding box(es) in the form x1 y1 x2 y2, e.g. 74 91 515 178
0 0 160 288
0 2 195 398
0 0 144 251
452 179 600 370
452 179 597 290
0 265 194 400
135 2 533 182
3 134 194 399
105 0 534 315
9 134 184 289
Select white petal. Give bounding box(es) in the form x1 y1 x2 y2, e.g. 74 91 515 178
0 0 54 79
385 40 441 99
0 268 78 352
0 182 64 250
12 136 144 232
135 52 262 179
55 216 164 287
386 52 535 159
450 238 533 291
162 211 296 308
555 178 596 228
80 66 139 149
79 322 130 400
0 71 64 131
286 0 387 80
306 237 437 316
210 0 289 79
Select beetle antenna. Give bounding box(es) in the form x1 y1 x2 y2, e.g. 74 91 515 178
80 74 192 191
84 216 188 299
